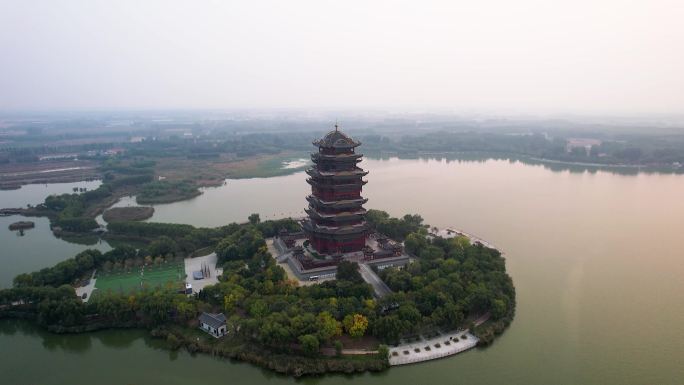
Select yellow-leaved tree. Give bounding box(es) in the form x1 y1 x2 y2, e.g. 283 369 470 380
343 313 369 339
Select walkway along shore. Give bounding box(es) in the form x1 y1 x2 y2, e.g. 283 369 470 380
431 227 501 252
387 314 489 366
389 331 479 366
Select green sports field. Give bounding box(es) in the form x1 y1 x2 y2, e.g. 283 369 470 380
93 262 186 297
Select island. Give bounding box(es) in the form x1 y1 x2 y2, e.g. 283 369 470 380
102 206 155 222
8 221 35 231
0 127 515 376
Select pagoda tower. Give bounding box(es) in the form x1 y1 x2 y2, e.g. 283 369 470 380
303 125 368 254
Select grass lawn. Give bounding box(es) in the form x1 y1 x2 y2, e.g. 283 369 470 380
93 262 186 298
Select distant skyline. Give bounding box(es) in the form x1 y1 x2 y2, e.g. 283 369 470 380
1 0 683 115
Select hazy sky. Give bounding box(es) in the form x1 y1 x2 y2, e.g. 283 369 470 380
0 0 682 114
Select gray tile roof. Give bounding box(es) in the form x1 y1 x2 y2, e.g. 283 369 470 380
199 312 226 329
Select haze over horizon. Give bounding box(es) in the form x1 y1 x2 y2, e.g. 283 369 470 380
1 0 682 115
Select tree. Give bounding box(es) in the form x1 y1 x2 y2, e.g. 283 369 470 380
377 344 389 360
404 232 427 255
223 287 246 313
166 333 181 350
298 334 319 357
249 299 268 318
147 236 178 257
589 145 600 157
248 213 261 225
154 256 164 267
373 315 406 344
175 300 196 322
336 261 363 283
397 304 421 325
419 245 444 260
216 227 265 263
343 313 369 338
451 235 470 250
260 320 291 348
316 311 342 342
491 298 507 319
102 261 113 273
334 340 343 357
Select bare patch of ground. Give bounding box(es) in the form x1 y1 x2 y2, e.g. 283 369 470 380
0 160 99 188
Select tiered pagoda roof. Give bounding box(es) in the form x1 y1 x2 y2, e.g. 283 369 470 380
303 125 368 254
313 129 361 149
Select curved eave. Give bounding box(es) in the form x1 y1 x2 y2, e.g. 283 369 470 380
302 220 368 235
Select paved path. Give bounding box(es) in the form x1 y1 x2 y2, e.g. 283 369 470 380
265 238 333 286
184 253 221 293
75 270 97 302
359 263 392 298
321 347 379 356
389 331 478 366
431 227 501 251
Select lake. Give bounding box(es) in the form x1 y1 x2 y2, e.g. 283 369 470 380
0 180 102 209
0 180 109 288
1 157 683 384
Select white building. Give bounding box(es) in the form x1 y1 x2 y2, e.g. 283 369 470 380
198 312 227 338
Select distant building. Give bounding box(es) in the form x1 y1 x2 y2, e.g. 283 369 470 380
566 138 602 155
104 148 125 156
198 312 227 338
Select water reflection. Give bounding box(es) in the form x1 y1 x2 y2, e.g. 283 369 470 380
365 152 681 176
0 215 111 288
1 158 684 384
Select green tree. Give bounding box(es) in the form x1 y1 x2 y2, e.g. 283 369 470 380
316 311 342 342
404 232 428 255
216 227 265 262
249 299 268 318
377 344 389 360
373 315 406 344
491 298 507 319
248 213 261 225
336 261 363 283
298 334 319 357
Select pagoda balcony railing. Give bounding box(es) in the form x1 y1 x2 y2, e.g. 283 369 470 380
312 160 363 169
306 195 368 208
305 168 369 178
311 153 363 161
306 178 368 189
305 207 366 219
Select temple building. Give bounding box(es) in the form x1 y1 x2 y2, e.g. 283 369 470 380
302 125 369 254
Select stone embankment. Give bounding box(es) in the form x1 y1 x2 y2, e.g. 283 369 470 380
388 331 478 366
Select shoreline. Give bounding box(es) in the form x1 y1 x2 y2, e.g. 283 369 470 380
0 215 514 377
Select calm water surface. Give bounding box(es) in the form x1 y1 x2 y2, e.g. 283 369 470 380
0 180 102 208
1 158 683 385
0 180 109 288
